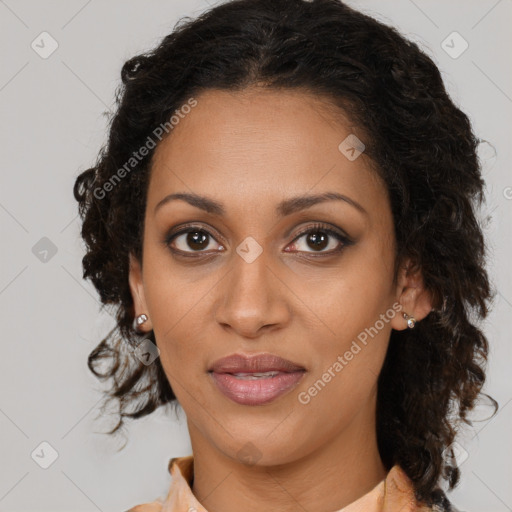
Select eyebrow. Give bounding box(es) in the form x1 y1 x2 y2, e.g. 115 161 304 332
154 191 367 217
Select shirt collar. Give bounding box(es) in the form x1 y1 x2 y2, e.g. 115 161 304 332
159 455 433 512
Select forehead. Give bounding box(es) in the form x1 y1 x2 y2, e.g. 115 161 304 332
147 87 384 214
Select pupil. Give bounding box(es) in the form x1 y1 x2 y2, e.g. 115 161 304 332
307 232 328 251
187 231 208 250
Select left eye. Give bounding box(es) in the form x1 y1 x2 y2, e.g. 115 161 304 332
286 227 348 254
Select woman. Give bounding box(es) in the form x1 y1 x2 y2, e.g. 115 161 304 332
73 0 496 510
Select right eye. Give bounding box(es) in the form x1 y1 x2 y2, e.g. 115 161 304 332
166 226 225 255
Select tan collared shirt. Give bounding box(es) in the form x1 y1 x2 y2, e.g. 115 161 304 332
127 455 449 512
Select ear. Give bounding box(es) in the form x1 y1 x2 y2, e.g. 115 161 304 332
390 258 433 331
128 252 152 332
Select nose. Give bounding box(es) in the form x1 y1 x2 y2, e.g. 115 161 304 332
214 250 291 338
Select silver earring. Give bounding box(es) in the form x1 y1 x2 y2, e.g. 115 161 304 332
134 314 148 331
136 314 148 325
402 312 416 329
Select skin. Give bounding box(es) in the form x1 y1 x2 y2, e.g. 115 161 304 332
128 87 433 512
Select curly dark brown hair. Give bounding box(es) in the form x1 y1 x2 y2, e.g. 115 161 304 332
73 0 497 507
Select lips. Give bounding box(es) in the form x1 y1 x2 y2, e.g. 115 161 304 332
208 352 305 374
208 353 306 406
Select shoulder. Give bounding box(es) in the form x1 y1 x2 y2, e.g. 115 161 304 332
385 466 460 512
431 497 463 512
125 455 194 512
124 499 164 512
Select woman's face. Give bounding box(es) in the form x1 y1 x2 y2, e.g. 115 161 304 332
129 87 420 465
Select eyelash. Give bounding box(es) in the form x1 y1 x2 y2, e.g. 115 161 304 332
164 222 353 259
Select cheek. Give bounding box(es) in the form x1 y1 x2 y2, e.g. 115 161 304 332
293 238 395 394
141 250 208 372
298 282 393 425
292 238 395 341
301 290 391 404
293 345 386 452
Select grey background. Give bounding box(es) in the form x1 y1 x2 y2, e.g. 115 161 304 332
0 1 511 511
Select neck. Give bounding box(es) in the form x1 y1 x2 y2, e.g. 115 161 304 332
188 403 387 512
